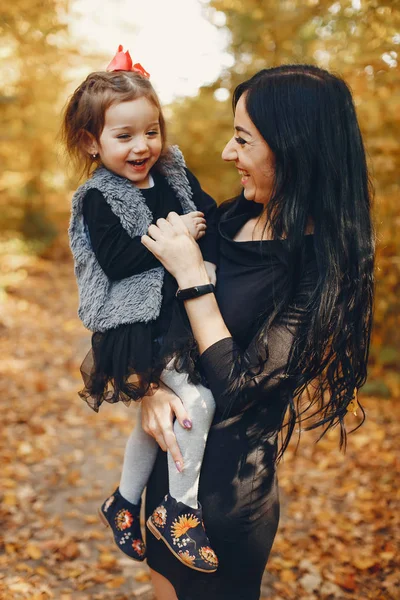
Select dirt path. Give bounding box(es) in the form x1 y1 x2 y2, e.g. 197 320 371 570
0 249 398 599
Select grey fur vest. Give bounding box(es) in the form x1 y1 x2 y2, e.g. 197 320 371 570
68 145 197 332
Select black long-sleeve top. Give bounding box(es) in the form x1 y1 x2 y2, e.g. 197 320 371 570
199 195 318 423
82 168 218 281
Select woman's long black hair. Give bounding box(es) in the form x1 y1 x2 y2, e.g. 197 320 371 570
232 64 374 453
173 64 374 454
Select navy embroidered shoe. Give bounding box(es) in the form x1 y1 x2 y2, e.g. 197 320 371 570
147 493 218 573
99 488 146 561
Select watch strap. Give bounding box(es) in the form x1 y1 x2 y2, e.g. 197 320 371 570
176 283 215 301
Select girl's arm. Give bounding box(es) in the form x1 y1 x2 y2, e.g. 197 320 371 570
83 189 160 280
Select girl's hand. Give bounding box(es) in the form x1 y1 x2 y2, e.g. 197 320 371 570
141 381 191 471
180 211 207 241
141 212 210 288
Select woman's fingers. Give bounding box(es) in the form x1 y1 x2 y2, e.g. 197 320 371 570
148 223 163 240
142 416 169 453
140 385 185 470
154 433 168 453
141 234 159 254
156 217 171 231
163 428 184 472
166 211 188 230
170 395 192 430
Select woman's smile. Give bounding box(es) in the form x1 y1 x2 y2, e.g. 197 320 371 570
237 167 251 186
222 94 275 205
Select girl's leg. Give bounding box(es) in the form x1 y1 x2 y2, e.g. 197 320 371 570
119 404 159 504
160 367 215 509
150 569 178 600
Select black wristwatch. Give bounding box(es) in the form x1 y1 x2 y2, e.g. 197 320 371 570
176 283 215 301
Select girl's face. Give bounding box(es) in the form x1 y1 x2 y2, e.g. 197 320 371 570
92 97 162 188
222 94 275 204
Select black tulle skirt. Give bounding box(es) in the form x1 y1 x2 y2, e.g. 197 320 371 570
79 295 201 412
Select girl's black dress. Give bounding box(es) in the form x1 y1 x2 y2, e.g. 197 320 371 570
80 168 218 410
145 195 318 600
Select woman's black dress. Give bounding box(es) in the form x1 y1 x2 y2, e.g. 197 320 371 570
145 196 318 600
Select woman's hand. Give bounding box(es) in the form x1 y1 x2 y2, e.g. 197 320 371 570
204 261 217 286
141 381 192 472
143 212 231 355
141 212 210 288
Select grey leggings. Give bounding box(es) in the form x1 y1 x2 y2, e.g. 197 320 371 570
119 365 215 508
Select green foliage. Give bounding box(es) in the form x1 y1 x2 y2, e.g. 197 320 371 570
362 379 391 398
1 0 71 236
170 0 400 200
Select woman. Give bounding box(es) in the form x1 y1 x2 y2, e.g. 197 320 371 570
140 64 375 600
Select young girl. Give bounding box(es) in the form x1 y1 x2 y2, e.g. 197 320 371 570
63 46 219 573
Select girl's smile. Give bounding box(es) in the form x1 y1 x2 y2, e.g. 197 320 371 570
91 97 163 189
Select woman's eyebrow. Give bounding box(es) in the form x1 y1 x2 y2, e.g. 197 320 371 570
235 125 252 136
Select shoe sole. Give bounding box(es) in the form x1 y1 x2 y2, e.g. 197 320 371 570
146 516 217 573
98 508 146 562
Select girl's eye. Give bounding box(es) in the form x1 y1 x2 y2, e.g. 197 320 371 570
234 136 247 146
117 134 130 139
147 130 159 137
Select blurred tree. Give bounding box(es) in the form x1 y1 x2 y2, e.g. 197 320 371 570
0 0 70 238
169 0 400 385
170 0 399 199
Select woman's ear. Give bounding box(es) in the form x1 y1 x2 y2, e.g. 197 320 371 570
80 130 99 156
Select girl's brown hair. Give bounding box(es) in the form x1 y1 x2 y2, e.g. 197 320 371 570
62 71 167 179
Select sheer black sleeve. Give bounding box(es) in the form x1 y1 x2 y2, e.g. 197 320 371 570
82 188 161 280
185 169 219 265
200 257 318 414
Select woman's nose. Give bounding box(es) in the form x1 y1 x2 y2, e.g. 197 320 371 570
221 137 236 162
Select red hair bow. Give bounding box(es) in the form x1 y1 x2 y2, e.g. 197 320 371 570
106 45 150 78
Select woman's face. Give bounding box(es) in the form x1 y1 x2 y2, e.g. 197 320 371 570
222 94 275 205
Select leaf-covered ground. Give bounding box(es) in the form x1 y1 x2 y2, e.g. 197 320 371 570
0 246 398 600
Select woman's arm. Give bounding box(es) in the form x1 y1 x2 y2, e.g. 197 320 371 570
175 256 317 413
142 212 231 351
199 260 318 413
142 212 318 414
